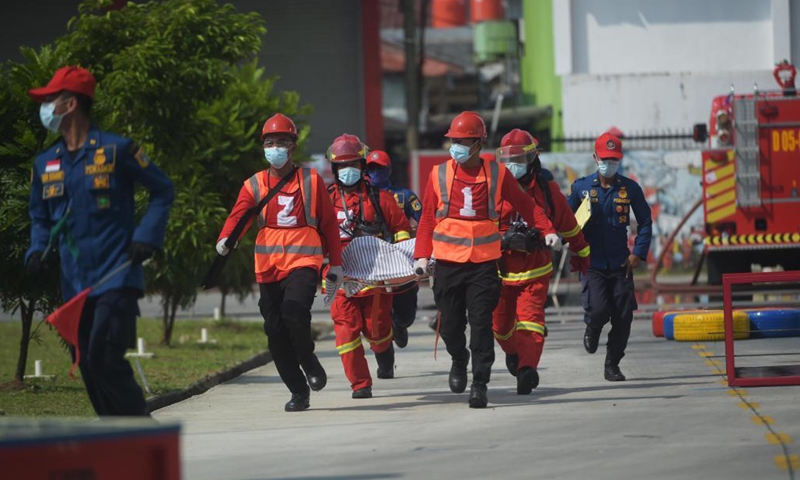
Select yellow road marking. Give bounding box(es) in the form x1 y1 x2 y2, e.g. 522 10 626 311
692 344 707 350
752 415 775 425
717 379 728 386
711 368 726 375
699 351 714 357
765 433 793 445
728 389 747 397
738 401 759 409
775 454 800 470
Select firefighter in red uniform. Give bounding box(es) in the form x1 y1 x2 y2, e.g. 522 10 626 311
326 134 412 399
413 111 559 408
493 129 591 394
216 113 343 412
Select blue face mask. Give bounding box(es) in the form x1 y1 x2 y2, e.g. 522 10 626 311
338 167 362 186
450 143 473 164
39 101 65 133
264 147 290 168
506 162 529 179
368 167 391 188
598 160 620 178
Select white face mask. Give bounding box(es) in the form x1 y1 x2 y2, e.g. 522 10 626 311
39 101 65 133
506 162 528 179
264 147 290 168
337 167 362 186
597 160 620 178
450 143 472 164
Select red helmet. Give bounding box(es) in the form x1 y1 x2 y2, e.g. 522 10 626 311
261 113 298 140
327 134 368 163
497 128 539 163
445 111 487 139
367 150 392 168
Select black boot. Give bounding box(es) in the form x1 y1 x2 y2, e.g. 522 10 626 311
352 386 373 399
468 382 488 408
285 389 310 412
583 325 601 354
604 365 626 381
302 354 327 392
376 345 395 379
604 351 626 381
505 354 519 377
449 350 470 394
516 367 539 395
393 323 409 349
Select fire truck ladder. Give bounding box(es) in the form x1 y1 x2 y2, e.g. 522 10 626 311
732 97 762 207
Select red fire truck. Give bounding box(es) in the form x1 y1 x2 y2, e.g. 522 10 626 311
695 61 800 284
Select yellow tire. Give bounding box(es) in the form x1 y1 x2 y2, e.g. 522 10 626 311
672 311 750 342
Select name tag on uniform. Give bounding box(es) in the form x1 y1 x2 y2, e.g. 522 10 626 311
613 198 631 204
41 171 65 183
43 182 64 199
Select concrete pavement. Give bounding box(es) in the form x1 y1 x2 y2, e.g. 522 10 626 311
155 300 800 480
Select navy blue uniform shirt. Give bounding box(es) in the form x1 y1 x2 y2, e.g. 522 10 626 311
27 126 174 301
567 171 652 270
385 185 422 223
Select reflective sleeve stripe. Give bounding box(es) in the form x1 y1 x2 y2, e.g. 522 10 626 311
369 328 394 346
248 174 264 228
337 337 363 355
394 230 411 242
516 321 546 335
254 245 323 255
436 163 450 219
501 263 554 282
433 231 501 247
493 326 515 341
559 225 581 238
576 245 590 258
302 168 318 228
488 160 499 220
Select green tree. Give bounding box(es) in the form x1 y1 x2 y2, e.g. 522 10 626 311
0 46 67 385
1 0 313 354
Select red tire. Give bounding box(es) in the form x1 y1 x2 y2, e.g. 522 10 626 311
652 311 667 337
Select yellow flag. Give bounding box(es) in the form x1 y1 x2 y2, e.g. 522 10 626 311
575 192 592 229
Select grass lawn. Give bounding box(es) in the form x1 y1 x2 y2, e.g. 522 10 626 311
0 317 268 417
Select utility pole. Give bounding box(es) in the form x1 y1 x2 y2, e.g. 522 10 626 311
402 0 419 153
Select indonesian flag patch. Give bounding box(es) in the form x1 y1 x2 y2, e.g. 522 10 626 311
45 159 61 173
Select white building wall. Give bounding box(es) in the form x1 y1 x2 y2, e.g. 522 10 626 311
555 0 797 137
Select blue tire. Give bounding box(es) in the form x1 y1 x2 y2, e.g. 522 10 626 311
741 308 800 338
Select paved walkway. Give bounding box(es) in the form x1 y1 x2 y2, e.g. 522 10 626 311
155 300 800 480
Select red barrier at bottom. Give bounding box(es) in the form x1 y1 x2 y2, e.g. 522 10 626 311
0 419 181 480
723 270 800 387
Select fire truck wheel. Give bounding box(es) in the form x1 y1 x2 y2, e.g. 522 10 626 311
672 311 750 342
740 308 800 338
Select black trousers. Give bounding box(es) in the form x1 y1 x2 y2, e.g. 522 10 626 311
259 267 319 395
74 288 147 416
392 284 419 329
432 260 501 384
580 267 638 365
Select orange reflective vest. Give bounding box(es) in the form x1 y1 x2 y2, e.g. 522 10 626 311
431 160 505 263
244 168 324 275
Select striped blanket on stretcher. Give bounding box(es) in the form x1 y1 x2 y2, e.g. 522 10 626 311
324 237 426 304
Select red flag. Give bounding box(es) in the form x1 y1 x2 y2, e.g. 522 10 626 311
46 287 91 378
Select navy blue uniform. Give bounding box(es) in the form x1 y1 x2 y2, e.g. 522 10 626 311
27 126 174 415
382 184 422 342
567 172 652 364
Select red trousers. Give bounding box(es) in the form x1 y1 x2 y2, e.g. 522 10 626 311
331 292 394 391
492 277 549 369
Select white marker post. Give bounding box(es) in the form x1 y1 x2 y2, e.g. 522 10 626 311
198 327 217 344
24 359 55 380
125 337 154 395
213 307 221 321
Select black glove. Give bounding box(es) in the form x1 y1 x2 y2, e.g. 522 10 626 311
128 242 155 265
26 251 45 277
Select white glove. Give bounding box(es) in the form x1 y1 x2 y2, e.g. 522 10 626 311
216 238 230 256
326 265 344 284
545 234 562 252
414 258 430 277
